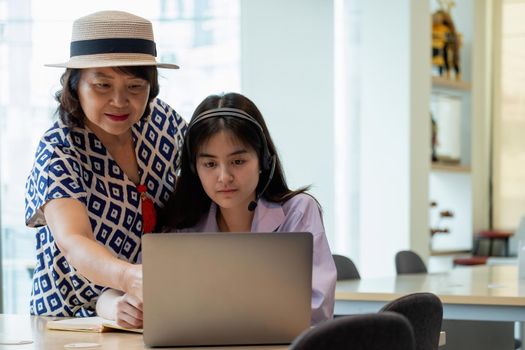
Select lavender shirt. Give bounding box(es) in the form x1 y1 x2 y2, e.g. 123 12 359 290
181 193 337 325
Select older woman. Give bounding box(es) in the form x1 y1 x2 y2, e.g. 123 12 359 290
24 10 186 316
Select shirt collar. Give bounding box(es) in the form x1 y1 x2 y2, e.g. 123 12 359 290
251 197 285 232
202 198 285 232
201 203 220 231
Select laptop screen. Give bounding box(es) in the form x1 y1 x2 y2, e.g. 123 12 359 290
142 232 313 347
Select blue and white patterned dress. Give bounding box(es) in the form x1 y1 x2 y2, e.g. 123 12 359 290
24 98 187 316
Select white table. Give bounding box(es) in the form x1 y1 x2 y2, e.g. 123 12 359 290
336 265 525 321
335 265 525 349
0 314 444 349
0 314 288 350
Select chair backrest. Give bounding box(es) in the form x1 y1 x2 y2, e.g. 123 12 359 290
332 254 361 280
395 250 427 274
380 292 443 350
290 312 415 350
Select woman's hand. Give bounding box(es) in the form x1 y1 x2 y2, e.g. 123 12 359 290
121 263 143 302
115 293 143 329
96 288 143 329
117 264 143 328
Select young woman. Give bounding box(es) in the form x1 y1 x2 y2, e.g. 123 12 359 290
24 11 185 317
97 92 336 328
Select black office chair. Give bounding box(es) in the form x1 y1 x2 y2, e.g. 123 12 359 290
380 292 443 350
395 250 428 274
393 254 520 349
332 254 360 280
290 312 415 350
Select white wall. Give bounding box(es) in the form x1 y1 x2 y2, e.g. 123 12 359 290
241 0 432 277
333 0 362 260
240 0 335 243
358 0 430 277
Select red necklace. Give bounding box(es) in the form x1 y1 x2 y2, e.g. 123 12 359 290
137 184 157 233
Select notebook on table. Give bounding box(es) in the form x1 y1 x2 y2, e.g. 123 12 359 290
46 316 142 333
142 232 313 347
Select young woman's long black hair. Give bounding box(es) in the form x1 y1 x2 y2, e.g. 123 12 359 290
158 92 309 230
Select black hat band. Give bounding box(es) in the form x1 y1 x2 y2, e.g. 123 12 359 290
70 38 157 57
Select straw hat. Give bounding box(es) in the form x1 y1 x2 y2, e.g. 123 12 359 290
46 10 179 69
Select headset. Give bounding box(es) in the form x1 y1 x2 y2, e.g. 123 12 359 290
185 107 276 211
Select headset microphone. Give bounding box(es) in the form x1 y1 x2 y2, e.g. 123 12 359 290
248 155 276 211
247 200 258 212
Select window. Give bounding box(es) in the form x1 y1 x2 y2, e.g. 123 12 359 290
493 0 525 230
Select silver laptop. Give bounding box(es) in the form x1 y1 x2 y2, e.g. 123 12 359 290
142 232 313 347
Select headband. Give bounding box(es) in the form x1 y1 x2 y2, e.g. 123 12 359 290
188 108 264 133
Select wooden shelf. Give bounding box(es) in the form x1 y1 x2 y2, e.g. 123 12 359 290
431 162 471 173
432 76 471 91
430 250 471 256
